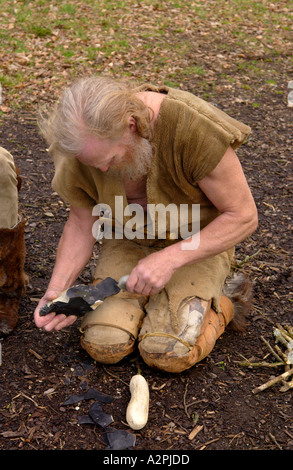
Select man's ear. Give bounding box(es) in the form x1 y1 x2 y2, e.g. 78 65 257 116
128 116 137 133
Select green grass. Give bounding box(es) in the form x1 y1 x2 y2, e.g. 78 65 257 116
0 0 292 109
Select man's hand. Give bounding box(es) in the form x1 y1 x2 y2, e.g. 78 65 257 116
33 204 98 332
126 250 176 296
34 289 77 332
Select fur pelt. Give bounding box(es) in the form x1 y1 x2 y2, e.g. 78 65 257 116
0 216 28 334
223 272 253 332
0 216 28 294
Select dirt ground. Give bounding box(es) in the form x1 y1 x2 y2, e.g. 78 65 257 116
0 63 293 452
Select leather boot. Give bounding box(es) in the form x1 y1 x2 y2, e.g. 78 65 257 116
80 277 147 364
0 216 28 334
138 272 252 373
80 296 145 364
138 294 234 373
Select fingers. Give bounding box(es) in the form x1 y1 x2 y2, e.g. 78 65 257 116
34 299 55 329
36 311 77 332
34 310 55 329
126 262 175 296
42 314 77 332
131 280 153 296
34 290 77 332
126 271 162 296
125 251 176 296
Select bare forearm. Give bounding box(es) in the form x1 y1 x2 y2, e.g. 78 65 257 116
164 210 258 270
34 205 97 332
47 220 95 292
127 147 258 296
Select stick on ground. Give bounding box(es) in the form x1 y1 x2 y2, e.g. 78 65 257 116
252 367 293 394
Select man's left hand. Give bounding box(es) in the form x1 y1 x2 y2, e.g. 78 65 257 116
126 250 176 296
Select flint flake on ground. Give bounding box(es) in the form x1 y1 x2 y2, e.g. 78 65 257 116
89 402 114 428
61 387 135 449
103 428 136 450
61 387 113 406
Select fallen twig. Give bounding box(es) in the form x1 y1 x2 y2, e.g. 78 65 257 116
252 368 293 394
188 424 203 441
279 379 293 392
276 323 293 341
274 344 288 364
269 433 282 450
273 327 290 348
12 392 46 409
183 378 189 417
260 336 283 362
284 324 293 338
238 361 285 368
234 249 262 267
239 323 293 394
29 348 43 360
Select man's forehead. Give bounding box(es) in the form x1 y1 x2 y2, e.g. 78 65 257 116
81 136 112 157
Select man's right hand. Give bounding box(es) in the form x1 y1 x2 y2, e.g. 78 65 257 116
33 204 98 332
34 289 77 332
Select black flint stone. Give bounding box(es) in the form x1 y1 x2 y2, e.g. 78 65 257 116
89 402 114 428
61 387 135 449
62 387 113 406
78 415 95 425
39 277 120 317
40 297 92 317
103 428 136 450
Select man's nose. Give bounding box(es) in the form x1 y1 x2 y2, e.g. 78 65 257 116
99 164 110 172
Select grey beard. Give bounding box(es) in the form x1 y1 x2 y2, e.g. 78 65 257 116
107 138 153 181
